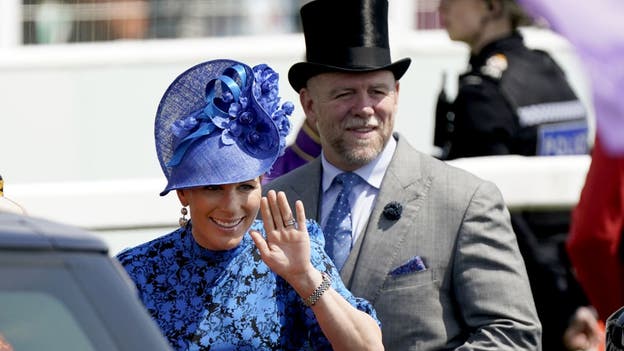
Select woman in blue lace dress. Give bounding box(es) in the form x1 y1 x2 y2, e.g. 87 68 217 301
116 59 383 351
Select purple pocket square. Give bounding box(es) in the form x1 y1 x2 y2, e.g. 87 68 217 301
390 256 427 276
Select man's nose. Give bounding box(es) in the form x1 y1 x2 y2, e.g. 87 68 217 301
350 93 375 117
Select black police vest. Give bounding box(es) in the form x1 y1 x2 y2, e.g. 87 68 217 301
435 45 589 158
498 48 588 156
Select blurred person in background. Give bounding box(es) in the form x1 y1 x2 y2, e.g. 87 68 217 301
108 0 149 39
70 0 149 42
435 0 588 159
566 64 624 336
147 0 297 38
116 58 383 351
261 53 323 186
435 0 599 350
261 117 321 184
516 2 624 349
566 136 623 350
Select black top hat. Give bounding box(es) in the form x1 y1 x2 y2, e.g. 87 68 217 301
288 0 411 92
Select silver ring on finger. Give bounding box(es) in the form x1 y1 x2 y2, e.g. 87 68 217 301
284 218 297 228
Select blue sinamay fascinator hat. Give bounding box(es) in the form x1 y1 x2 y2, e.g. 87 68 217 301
155 59 294 196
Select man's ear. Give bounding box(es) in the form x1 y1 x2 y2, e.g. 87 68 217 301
299 88 317 126
395 81 401 106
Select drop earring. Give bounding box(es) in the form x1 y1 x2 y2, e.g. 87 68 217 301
179 206 189 227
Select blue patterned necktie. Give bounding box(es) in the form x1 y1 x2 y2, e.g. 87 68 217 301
324 172 361 270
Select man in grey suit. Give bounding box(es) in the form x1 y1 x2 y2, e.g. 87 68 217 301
265 0 541 349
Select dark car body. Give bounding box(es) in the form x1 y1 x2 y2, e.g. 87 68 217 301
0 212 172 351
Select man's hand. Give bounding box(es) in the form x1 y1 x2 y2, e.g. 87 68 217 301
563 306 604 351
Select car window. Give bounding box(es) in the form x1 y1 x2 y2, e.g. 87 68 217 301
0 253 118 351
0 332 14 351
0 291 95 351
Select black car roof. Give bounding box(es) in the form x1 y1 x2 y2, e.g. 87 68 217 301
0 212 108 252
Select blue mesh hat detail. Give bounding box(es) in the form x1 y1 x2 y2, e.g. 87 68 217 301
155 59 294 196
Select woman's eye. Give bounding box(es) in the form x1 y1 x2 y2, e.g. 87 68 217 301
239 184 256 191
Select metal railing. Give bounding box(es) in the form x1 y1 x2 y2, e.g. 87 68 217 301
2 154 591 255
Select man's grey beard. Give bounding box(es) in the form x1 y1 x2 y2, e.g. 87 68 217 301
333 138 383 168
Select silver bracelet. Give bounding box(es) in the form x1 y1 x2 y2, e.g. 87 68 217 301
303 272 332 307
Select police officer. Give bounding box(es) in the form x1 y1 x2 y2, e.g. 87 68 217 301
436 1 598 350
435 0 588 159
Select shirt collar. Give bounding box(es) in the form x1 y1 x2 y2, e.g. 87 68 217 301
321 135 397 192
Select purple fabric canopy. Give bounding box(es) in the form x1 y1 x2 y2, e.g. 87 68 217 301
518 0 624 155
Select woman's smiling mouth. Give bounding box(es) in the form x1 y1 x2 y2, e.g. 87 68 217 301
210 217 245 229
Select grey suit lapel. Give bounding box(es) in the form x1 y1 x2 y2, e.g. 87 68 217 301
341 136 433 302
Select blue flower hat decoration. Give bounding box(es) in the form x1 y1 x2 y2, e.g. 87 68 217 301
155 59 294 195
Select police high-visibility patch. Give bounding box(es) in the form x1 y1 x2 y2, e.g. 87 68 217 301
517 100 587 127
537 121 589 156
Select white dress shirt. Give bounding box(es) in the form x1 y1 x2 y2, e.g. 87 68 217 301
320 136 397 244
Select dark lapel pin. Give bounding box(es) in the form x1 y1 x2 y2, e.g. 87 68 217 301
383 201 403 221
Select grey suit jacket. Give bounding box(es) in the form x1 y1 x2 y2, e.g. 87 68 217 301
265 133 541 350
